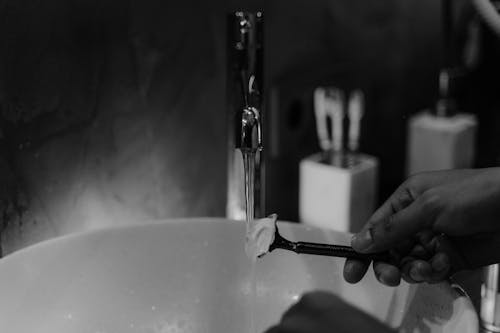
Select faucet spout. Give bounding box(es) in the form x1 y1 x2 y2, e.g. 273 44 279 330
241 106 262 152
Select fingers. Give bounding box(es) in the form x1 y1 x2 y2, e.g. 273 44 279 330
400 254 451 284
398 235 452 283
347 256 447 287
343 258 401 286
345 231 456 286
373 262 401 286
429 252 451 281
352 192 439 253
343 258 370 284
362 185 416 235
346 171 463 285
408 259 432 282
346 258 445 287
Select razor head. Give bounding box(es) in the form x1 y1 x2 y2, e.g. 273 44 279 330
245 214 278 260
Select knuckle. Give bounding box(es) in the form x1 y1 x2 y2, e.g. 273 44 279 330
370 216 393 243
404 171 432 195
404 173 422 190
393 180 418 210
419 190 442 216
400 187 417 205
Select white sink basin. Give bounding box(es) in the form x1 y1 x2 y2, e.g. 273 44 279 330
0 219 478 332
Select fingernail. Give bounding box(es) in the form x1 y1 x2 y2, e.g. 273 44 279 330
379 274 390 285
378 273 399 287
410 267 422 281
344 261 354 273
352 229 373 252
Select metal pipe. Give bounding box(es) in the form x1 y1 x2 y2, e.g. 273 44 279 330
482 264 500 332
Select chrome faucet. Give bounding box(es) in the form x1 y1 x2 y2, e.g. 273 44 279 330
226 11 264 220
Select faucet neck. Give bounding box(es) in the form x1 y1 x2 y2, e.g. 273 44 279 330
227 11 263 151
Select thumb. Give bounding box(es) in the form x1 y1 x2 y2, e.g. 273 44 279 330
352 193 437 253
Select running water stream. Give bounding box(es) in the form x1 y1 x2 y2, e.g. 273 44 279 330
242 150 257 333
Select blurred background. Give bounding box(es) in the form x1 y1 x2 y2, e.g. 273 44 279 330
0 0 499 256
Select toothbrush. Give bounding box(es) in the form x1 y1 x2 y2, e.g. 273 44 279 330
325 88 345 166
313 87 331 152
326 88 344 153
347 90 364 154
313 86 346 166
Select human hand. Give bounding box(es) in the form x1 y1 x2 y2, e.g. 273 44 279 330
344 168 500 286
264 291 395 333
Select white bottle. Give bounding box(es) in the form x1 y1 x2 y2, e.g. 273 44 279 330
406 111 477 175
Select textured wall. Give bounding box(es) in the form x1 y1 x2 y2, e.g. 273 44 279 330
0 0 228 254
0 0 444 254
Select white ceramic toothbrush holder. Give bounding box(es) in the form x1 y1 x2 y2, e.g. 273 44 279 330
299 153 378 233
